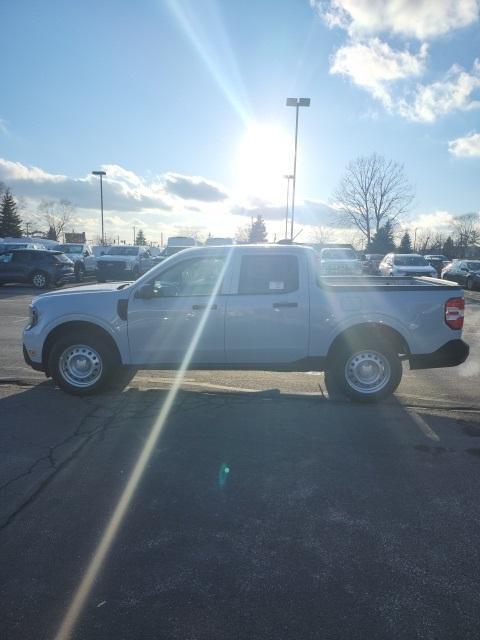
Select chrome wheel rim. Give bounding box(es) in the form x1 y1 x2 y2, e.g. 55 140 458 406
345 350 391 394
33 273 47 287
59 344 103 388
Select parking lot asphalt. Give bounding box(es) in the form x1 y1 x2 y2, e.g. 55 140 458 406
1 284 480 640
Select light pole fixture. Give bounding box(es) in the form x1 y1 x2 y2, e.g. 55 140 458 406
286 97 310 240
283 174 294 240
92 170 107 244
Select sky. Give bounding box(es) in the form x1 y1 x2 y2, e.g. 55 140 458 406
0 0 479 245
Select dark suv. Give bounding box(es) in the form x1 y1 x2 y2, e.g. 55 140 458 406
0 249 74 288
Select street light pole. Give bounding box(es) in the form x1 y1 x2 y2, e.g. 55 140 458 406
92 170 107 244
283 174 293 240
286 98 310 240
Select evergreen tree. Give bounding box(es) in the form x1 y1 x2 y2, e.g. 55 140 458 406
46 225 58 240
248 215 267 243
398 231 412 253
0 190 23 238
367 220 395 253
442 236 455 259
135 229 147 245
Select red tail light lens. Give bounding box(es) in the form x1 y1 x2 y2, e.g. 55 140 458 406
445 297 464 330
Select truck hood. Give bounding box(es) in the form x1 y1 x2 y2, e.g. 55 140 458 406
34 282 132 302
97 255 137 263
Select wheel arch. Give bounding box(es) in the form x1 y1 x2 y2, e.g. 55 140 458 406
42 321 121 375
327 323 410 363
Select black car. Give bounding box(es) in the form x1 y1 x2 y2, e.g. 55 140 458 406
442 260 480 290
0 249 74 288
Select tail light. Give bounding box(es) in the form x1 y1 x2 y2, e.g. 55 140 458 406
445 297 464 330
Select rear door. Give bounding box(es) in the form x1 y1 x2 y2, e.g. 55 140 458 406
225 251 309 364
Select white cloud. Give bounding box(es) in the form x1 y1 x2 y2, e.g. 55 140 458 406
330 38 427 107
449 131 480 157
406 210 455 232
164 173 228 201
312 0 480 39
398 59 480 122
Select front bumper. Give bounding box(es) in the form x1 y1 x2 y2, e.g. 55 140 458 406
23 345 45 372
96 267 134 280
409 339 469 370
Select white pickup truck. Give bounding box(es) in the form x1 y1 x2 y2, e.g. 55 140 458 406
23 245 469 401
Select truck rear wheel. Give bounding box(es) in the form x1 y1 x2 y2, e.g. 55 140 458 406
48 331 116 395
328 339 402 403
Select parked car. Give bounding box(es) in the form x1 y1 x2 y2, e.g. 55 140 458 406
317 247 363 275
167 236 196 247
205 237 234 246
361 254 384 275
442 260 480 290
0 249 74 288
55 243 96 281
23 245 468 401
95 245 153 282
0 242 44 251
379 253 437 278
424 254 450 277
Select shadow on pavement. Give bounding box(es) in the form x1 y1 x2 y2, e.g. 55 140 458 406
2 382 480 639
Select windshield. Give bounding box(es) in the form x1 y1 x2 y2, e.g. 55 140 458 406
394 255 428 266
321 249 357 260
56 244 83 254
106 246 139 256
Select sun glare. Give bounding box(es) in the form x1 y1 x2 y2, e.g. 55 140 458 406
235 123 292 201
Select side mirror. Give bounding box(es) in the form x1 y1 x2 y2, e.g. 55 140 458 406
83 250 89 257
135 283 155 299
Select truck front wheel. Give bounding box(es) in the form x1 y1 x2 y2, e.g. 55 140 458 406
48 332 115 395
327 340 402 403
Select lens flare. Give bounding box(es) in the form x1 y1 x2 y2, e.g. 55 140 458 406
54 247 234 640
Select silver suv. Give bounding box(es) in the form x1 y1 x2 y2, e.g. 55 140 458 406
55 243 96 282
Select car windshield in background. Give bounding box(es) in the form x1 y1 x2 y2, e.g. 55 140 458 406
56 245 83 254
394 256 428 266
467 262 480 271
107 247 139 256
321 249 356 260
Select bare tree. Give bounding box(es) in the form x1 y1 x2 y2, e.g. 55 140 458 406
175 225 207 243
38 198 75 241
234 223 250 243
333 153 414 246
307 225 333 245
452 213 480 256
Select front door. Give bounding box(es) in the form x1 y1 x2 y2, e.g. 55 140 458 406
225 252 309 364
127 255 227 365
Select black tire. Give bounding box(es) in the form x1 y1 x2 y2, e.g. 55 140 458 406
48 331 116 396
328 338 402 403
31 270 50 289
466 277 475 291
108 366 137 391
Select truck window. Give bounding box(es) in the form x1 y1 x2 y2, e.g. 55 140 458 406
238 255 298 295
152 256 225 296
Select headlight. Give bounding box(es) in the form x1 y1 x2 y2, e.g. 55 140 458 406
27 305 38 329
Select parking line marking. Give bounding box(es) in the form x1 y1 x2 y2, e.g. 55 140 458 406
407 409 440 441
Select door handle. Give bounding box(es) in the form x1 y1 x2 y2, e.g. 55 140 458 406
272 302 298 308
192 303 217 310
